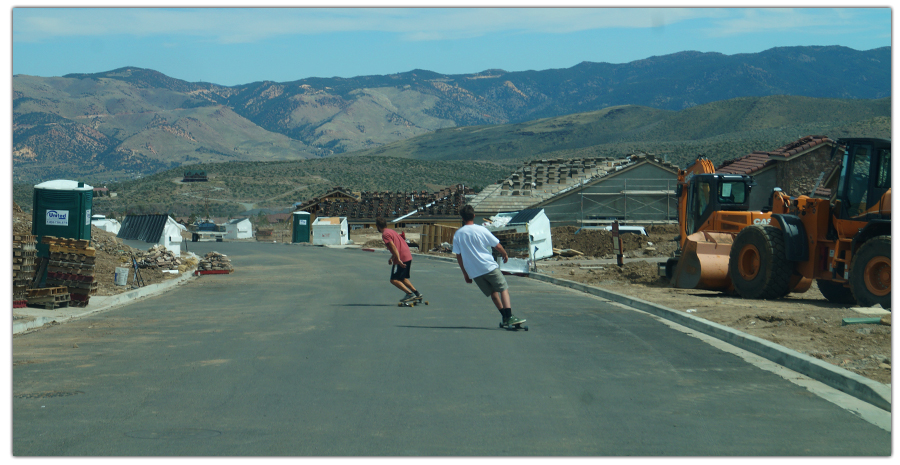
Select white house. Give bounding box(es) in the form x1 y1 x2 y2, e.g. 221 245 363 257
117 214 184 255
91 214 121 235
225 218 254 239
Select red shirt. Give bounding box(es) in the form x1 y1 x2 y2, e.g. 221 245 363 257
382 228 412 263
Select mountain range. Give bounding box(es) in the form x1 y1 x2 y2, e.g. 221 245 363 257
12 45 891 183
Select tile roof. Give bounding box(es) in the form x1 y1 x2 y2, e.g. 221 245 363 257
468 154 679 213
294 184 473 222
717 135 834 175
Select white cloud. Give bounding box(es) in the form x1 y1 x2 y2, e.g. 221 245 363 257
12 7 885 44
12 7 721 43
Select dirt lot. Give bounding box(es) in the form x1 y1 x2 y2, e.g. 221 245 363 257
353 224 891 385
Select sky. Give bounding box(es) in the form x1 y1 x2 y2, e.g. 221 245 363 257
10 4 893 87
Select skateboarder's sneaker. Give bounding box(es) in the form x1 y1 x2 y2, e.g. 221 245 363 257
504 315 526 326
401 293 417 303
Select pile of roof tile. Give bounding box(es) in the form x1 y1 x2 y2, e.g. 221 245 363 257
198 252 233 272
136 245 183 270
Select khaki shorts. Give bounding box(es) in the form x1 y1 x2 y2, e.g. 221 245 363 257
473 268 509 297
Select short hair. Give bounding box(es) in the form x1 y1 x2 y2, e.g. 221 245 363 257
375 217 387 229
460 205 475 222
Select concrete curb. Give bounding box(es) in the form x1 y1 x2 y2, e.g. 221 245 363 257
528 272 891 412
13 269 198 335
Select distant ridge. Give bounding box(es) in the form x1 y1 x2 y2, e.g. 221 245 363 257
13 45 890 183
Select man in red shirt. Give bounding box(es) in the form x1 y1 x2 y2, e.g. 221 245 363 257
376 217 422 304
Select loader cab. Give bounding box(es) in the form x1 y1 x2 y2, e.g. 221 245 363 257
833 138 891 220
684 174 754 235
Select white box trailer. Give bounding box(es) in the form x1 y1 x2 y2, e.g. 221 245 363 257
312 216 349 245
486 208 553 274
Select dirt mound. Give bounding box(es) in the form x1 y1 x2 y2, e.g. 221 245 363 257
570 261 666 286
550 226 678 258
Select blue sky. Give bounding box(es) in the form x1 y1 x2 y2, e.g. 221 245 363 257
11 5 893 87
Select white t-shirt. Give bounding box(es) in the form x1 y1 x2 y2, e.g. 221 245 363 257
452 224 500 279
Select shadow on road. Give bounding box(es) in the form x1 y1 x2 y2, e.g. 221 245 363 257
396 325 496 331
336 304 398 307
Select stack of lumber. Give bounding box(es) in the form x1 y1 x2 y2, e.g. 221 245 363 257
137 245 182 270
42 236 98 308
13 234 38 308
26 286 70 310
196 251 234 275
553 248 584 257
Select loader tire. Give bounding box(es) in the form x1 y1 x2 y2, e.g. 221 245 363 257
850 236 891 309
729 225 793 300
816 279 856 305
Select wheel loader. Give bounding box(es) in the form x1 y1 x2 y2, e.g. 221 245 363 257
667 138 891 308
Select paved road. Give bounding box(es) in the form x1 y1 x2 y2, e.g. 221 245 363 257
13 243 890 456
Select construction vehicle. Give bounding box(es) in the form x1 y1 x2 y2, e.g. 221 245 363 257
664 156 776 291
728 138 890 308
666 138 891 308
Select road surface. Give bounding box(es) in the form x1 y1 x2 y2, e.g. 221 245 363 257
12 242 891 456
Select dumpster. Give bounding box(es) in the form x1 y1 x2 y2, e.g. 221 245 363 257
292 212 311 243
312 216 348 245
486 208 553 274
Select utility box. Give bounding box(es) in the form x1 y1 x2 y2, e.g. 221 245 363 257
487 208 553 274
32 180 93 258
292 212 311 243
312 216 349 245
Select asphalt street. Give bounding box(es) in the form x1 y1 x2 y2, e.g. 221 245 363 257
12 242 891 456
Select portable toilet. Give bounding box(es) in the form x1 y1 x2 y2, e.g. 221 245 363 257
32 180 93 258
292 211 311 243
311 216 349 245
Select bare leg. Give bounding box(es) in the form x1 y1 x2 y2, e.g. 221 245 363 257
391 279 411 293
490 292 503 310
499 289 511 309
401 279 417 293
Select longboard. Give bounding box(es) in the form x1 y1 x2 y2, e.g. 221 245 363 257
500 321 529 331
398 298 429 307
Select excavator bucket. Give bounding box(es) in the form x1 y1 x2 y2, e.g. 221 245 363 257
672 231 735 291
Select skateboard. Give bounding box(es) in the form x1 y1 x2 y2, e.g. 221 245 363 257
398 297 429 307
500 320 529 331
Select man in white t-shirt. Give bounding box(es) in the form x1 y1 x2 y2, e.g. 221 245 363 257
453 205 526 327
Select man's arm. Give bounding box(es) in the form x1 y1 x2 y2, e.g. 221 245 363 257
386 241 405 267
492 243 509 263
456 255 472 283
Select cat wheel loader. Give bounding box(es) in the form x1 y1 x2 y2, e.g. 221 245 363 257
667 138 891 309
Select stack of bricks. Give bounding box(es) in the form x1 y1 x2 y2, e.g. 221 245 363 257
42 236 98 308
13 235 37 308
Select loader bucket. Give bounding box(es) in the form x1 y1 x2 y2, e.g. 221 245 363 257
672 231 735 290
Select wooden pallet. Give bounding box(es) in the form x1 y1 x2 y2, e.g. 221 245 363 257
27 287 69 298
42 237 90 248
27 292 70 310
13 235 37 244
49 252 97 264
48 245 96 256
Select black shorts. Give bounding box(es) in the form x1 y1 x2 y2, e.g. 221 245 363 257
390 260 412 281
